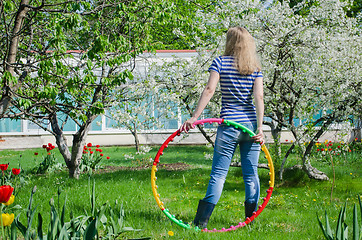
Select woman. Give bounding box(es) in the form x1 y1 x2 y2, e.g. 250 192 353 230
180 27 264 229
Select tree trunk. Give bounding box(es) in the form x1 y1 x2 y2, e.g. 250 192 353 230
271 129 282 160
50 111 96 179
302 137 330 181
196 124 215 147
279 144 295 180
302 161 329 181
69 122 93 179
1 0 30 119
264 120 282 164
49 114 72 165
131 129 140 152
182 98 215 147
300 118 333 181
230 162 270 169
0 97 11 119
127 122 140 152
69 135 85 179
5 0 29 75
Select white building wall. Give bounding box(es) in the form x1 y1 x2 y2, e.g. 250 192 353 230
0 128 355 150
0 50 359 149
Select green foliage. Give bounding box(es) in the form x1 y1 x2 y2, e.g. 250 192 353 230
317 195 362 240
150 0 224 50
14 179 138 239
14 186 38 239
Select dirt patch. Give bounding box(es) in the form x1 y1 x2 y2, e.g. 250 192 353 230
95 162 191 174
157 163 191 171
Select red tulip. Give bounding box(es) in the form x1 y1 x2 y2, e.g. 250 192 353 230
96 145 100 148
12 168 21 175
90 151 94 154
34 152 39 155
100 154 104 157
0 164 8 171
87 143 92 147
106 156 110 159
0 185 14 203
42 145 47 148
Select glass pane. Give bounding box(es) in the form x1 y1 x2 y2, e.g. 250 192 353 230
91 115 102 131
155 104 178 130
28 120 49 131
57 113 77 132
0 118 22 132
105 114 119 130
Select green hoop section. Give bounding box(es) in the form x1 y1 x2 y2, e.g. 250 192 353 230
151 119 274 232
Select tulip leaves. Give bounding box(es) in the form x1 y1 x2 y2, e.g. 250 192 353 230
13 181 140 239
317 195 362 240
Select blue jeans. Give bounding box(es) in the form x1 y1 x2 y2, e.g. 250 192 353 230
203 122 260 205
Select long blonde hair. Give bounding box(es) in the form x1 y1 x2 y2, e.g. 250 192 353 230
223 27 261 75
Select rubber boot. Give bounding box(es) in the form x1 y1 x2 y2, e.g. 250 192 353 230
193 199 215 229
245 201 257 223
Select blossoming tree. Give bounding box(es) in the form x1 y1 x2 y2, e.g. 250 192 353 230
110 74 176 152
150 0 361 180
223 0 361 180
149 51 223 147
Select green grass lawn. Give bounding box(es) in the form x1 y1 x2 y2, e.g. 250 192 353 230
0 144 361 240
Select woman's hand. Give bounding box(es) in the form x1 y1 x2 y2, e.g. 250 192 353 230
252 128 264 145
179 117 197 133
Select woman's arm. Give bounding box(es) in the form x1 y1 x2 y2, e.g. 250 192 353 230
180 71 220 133
252 76 265 144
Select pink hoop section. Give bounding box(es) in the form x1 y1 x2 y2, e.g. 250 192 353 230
193 118 223 126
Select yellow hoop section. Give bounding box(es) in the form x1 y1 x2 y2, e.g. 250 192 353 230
262 144 275 188
151 165 164 210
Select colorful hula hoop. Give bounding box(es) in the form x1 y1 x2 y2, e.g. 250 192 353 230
151 118 275 232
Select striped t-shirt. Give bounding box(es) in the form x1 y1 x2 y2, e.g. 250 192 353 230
208 56 262 124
